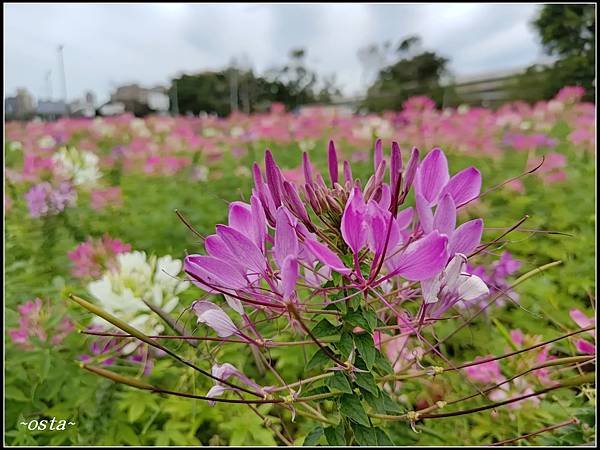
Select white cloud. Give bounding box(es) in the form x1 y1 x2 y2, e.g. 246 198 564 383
4 3 544 103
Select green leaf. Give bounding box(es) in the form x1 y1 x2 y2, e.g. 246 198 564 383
336 332 354 360
373 349 394 375
306 348 332 372
346 310 370 331
339 394 370 427
354 372 379 396
311 318 340 338
303 426 324 446
128 401 145 422
324 423 346 446
364 309 377 333
352 423 376 446
326 372 353 394
354 333 376 370
374 427 395 446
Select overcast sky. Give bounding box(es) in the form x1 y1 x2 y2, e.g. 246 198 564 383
4 3 547 103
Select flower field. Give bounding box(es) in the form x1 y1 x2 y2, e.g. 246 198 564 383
4 87 596 446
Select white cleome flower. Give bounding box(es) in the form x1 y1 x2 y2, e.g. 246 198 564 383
87 251 190 352
52 146 102 188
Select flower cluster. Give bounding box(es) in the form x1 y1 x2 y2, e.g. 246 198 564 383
25 181 77 218
68 234 132 279
87 251 189 351
181 139 491 388
9 298 74 350
51 146 102 188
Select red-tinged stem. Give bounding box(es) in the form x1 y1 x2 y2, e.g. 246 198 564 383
490 417 579 446
287 302 347 367
174 209 206 240
469 215 529 258
419 373 595 419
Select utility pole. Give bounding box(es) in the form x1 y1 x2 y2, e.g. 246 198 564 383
45 70 53 100
57 44 68 115
172 79 180 116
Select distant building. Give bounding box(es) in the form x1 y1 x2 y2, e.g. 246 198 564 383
37 100 68 119
70 90 97 117
107 84 170 115
5 88 35 118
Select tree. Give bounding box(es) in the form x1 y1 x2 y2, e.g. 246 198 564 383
532 4 595 100
361 36 449 112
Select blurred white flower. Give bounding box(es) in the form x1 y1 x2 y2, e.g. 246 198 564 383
87 251 190 352
52 146 102 188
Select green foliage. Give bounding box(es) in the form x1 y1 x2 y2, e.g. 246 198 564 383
531 4 596 100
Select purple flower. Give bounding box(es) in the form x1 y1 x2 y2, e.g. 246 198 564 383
414 148 481 207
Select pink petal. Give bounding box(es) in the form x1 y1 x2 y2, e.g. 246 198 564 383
341 187 368 254
304 238 351 275
576 339 596 355
441 167 482 207
216 225 267 274
281 255 298 300
193 301 239 337
416 193 434 234
374 138 383 172
449 219 483 256
415 148 449 204
274 207 299 268
433 193 456 237
390 231 449 281
328 140 339 185
185 255 248 291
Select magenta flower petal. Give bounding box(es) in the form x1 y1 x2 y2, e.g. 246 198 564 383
433 193 457 237
441 167 482 206
378 184 391 210
390 231 449 281
281 255 298 299
576 339 596 355
374 138 383 172
228 201 253 238
449 219 483 256
265 149 284 207
193 301 240 337
185 255 248 291
569 309 594 329
204 235 240 267
396 206 414 230
304 238 351 275
341 187 368 254
391 141 402 188
216 225 267 274
274 207 299 268
328 140 339 185
302 152 315 185
416 193 434 234
415 148 449 204
403 147 420 194
343 160 353 185
250 194 267 252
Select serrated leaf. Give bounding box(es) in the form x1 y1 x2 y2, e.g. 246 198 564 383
311 318 340 338
324 423 346 446
303 426 324 446
336 332 354 359
364 309 377 332
346 310 370 331
354 333 376 370
374 427 395 446
327 371 353 394
339 394 370 427
306 348 332 372
373 349 394 375
352 423 376 446
354 372 379 396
